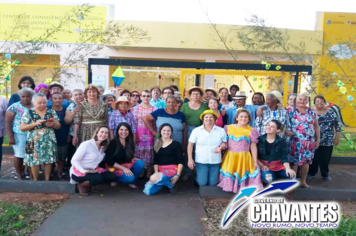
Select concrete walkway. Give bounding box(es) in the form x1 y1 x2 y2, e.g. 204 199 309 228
32 180 206 236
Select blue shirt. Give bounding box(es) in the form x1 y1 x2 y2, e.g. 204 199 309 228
151 109 186 144
54 108 70 146
149 98 166 109
8 93 20 108
226 105 265 127
47 99 71 109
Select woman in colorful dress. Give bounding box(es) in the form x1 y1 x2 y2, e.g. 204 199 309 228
73 85 108 146
308 95 340 181
287 94 320 188
131 90 157 178
5 88 34 180
218 109 263 193
20 93 61 181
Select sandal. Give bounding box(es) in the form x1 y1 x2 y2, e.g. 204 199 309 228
77 184 90 196
128 184 138 189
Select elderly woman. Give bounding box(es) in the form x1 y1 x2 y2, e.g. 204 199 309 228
144 123 183 195
204 88 218 101
218 109 263 193
104 123 144 189
102 90 117 116
144 96 186 146
65 88 84 168
287 94 320 188
5 88 33 180
150 87 166 109
207 97 227 128
52 93 70 179
180 87 208 138
188 110 227 186
96 85 105 96
73 85 108 146
8 76 36 107
252 92 265 105
131 90 157 178
255 91 291 136
218 87 234 111
131 91 140 107
70 125 116 196
308 95 340 181
287 93 297 108
258 120 296 183
62 89 73 103
34 83 50 99
109 96 136 139
20 93 61 181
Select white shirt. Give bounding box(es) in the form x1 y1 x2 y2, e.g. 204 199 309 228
189 125 227 164
70 139 105 183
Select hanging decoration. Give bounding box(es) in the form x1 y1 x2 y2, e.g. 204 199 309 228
324 83 329 88
5 53 11 59
347 95 354 101
111 66 125 86
253 77 257 82
258 84 263 89
45 78 53 84
276 65 282 71
288 81 292 86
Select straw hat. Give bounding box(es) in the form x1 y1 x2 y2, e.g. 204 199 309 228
232 91 247 100
49 81 64 91
205 88 219 98
102 90 117 101
185 86 205 99
267 91 283 106
200 110 219 120
111 96 132 110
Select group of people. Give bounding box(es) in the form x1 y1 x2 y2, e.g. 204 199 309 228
0 76 340 196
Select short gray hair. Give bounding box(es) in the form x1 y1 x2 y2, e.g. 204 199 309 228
266 93 278 102
73 88 84 93
96 85 104 90
32 93 47 102
18 88 34 96
166 95 178 103
62 89 72 94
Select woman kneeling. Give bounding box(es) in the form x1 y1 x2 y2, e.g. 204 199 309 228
105 122 144 189
144 123 183 195
70 125 116 196
257 120 296 183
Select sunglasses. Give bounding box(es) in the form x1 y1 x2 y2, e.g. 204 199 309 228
132 94 140 97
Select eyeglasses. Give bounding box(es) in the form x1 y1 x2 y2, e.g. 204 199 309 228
132 94 140 97
141 95 151 98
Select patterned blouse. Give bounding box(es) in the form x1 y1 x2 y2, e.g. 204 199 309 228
317 109 341 146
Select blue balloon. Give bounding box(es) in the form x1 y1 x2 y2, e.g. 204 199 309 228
348 95 353 101
5 53 11 59
332 72 337 76
288 81 292 86
324 83 329 88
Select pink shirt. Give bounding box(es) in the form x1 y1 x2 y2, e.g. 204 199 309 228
215 113 223 128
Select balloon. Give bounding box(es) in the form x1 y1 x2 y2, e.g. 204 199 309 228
347 95 354 101
332 72 337 76
276 65 282 70
324 83 329 88
5 53 11 59
288 81 292 86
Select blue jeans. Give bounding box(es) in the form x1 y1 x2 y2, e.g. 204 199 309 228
261 169 291 184
195 163 220 186
0 136 3 170
117 160 145 184
143 173 175 195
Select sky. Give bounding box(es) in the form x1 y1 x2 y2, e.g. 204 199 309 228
6 0 356 30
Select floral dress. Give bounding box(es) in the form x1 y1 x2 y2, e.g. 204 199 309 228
286 107 317 166
21 109 59 167
131 104 157 166
74 100 108 144
218 125 263 193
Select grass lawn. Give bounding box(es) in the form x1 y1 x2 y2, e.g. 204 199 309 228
333 134 356 156
0 201 64 236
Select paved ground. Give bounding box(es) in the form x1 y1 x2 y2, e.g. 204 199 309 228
32 179 206 236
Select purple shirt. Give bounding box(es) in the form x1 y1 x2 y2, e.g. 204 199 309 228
0 96 9 137
108 110 137 134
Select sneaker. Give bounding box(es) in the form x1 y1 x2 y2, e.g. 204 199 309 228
323 176 332 181
11 169 16 174
39 169 44 174
169 185 177 195
307 175 314 180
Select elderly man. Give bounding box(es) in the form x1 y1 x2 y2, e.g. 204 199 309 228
226 91 264 127
255 91 292 136
47 82 71 109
